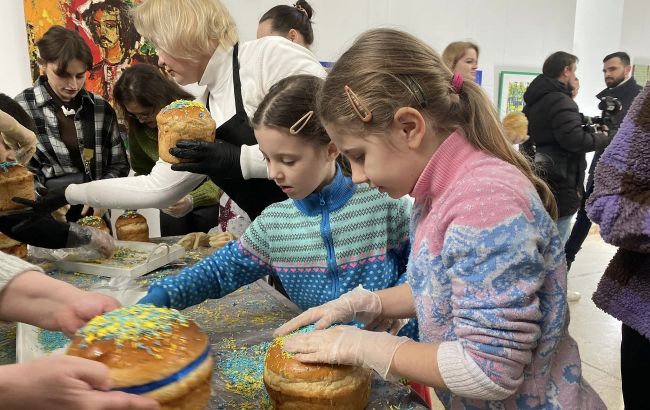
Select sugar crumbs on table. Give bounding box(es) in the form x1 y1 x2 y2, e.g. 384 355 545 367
38 329 69 353
218 340 272 401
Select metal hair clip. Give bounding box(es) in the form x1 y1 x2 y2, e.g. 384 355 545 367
344 85 372 123
289 110 314 135
403 75 428 108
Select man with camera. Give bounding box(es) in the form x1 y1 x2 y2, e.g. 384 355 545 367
564 52 643 272
522 52 610 251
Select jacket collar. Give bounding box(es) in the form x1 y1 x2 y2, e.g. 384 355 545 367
293 166 356 217
596 76 639 99
34 76 93 109
411 130 478 200
198 45 232 93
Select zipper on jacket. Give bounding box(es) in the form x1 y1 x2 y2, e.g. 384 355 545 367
319 193 339 296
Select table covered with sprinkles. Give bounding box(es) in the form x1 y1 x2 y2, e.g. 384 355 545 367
0 238 428 410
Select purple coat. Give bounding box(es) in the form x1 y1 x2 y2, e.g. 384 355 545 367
587 83 650 338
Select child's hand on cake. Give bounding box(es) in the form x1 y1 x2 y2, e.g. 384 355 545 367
0 355 160 410
274 286 383 336
283 325 410 380
47 291 121 337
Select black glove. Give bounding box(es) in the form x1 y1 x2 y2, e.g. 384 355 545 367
12 185 69 215
170 140 243 180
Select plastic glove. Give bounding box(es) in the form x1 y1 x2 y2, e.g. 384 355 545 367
0 355 160 410
170 140 243 180
0 109 37 165
12 185 69 215
208 231 237 249
51 205 70 223
283 325 409 379
363 317 409 335
45 292 121 337
176 232 211 250
162 195 194 218
67 223 116 259
274 286 382 336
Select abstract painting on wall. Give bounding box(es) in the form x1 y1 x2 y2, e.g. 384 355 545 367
497 71 540 118
23 0 157 105
632 64 650 87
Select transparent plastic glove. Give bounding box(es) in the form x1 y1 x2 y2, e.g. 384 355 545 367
0 108 37 165
67 223 115 259
363 317 409 335
176 232 211 250
51 205 70 223
1 355 160 410
208 231 238 249
274 286 382 336
46 292 121 337
162 195 193 218
283 325 409 379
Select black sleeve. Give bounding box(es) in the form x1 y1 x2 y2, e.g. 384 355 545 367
549 95 610 153
0 213 71 249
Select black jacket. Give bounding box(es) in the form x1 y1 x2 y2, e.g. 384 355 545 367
521 75 610 217
588 77 643 177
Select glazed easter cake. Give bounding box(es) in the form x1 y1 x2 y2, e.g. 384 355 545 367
157 100 216 164
66 305 213 410
263 330 372 410
115 210 149 242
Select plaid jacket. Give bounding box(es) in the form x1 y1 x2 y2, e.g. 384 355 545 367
15 77 129 185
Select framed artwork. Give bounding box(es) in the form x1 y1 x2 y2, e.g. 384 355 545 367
23 0 158 105
497 70 540 118
632 63 650 87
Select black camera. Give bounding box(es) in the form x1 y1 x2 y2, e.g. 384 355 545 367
590 96 622 127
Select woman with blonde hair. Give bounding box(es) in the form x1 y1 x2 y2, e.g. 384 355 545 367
276 28 604 408
442 40 479 82
29 0 326 224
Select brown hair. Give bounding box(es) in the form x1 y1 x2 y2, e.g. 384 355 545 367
113 64 193 131
442 41 479 72
36 25 93 74
253 74 349 173
259 0 314 46
319 29 557 219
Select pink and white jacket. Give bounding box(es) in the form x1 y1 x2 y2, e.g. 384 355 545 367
407 131 604 409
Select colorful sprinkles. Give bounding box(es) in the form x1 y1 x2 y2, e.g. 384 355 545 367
77 216 105 228
76 305 189 351
161 99 208 113
37 329 69 353
0 161 18 172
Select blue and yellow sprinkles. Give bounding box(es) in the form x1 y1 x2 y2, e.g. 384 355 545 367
161 99 208 112
77 304 189 348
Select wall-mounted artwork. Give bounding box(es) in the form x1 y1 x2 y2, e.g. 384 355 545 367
632 63 650 87
23 0 157 105
497 70 540 118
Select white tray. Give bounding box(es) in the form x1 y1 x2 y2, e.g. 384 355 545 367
16 288 147 363
54 241 185 279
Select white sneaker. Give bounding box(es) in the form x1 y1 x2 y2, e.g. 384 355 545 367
567 291 581 302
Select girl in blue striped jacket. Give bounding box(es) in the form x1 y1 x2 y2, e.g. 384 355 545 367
139 75 416 339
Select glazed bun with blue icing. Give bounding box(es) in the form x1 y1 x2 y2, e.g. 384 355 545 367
66 305 213 410
157 100 216 164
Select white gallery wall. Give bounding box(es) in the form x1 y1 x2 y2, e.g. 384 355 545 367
2 0 648 108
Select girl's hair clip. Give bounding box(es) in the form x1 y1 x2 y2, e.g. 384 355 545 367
451 72 464 94
294 3 308 16
289 110 314 135
344 85 372 123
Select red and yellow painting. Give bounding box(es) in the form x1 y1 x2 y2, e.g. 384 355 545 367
23 0 157 105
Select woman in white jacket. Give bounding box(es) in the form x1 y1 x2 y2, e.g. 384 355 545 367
29 0 326 222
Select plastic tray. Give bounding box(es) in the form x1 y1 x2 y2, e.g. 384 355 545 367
54 241 185 279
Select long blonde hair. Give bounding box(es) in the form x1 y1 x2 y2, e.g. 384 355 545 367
442 41 479 72
132 0 238 61
319 29 557 219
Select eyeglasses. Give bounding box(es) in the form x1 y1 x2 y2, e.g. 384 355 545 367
126 110 157 122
